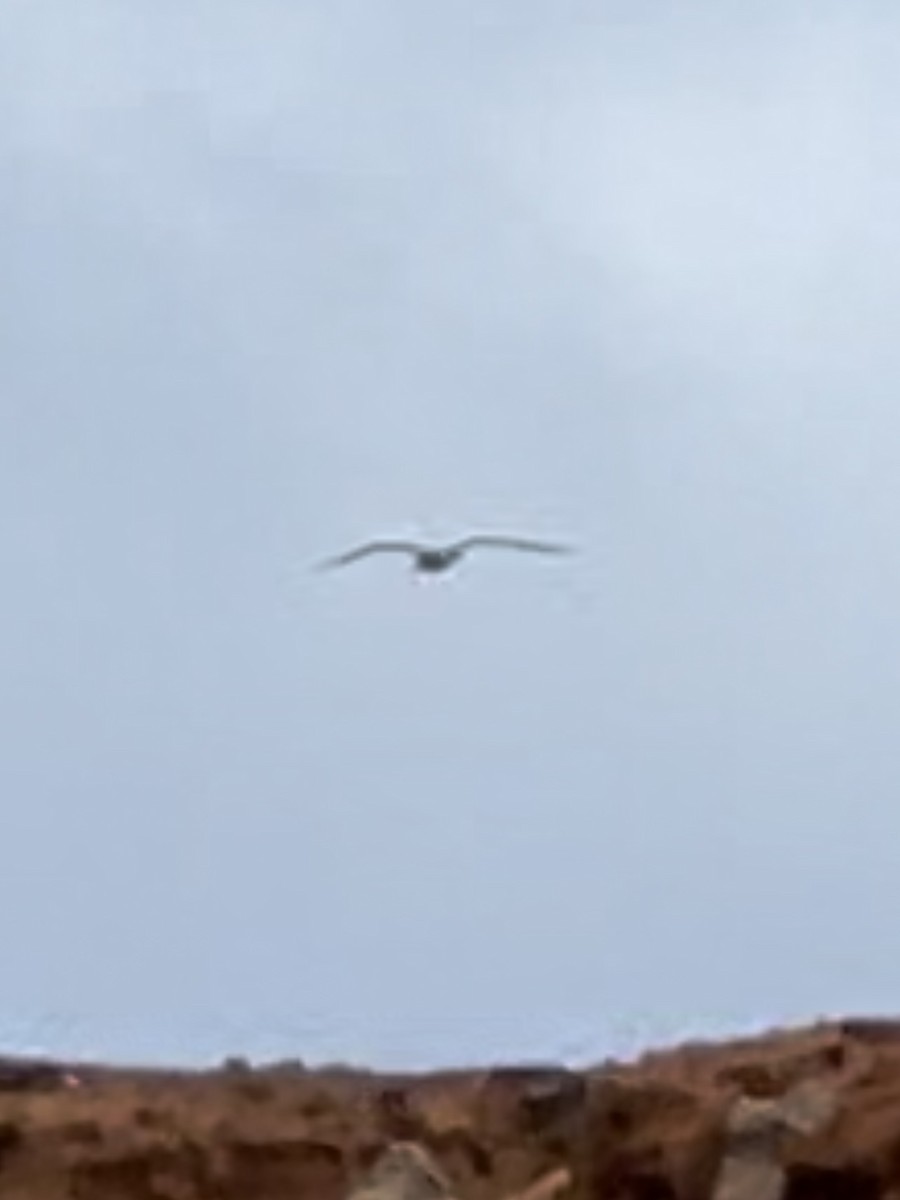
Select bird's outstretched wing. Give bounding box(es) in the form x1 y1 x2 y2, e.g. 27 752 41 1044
453 534 573 557
316 540 423 569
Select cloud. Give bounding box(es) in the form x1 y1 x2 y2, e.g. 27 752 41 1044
480 7 900 382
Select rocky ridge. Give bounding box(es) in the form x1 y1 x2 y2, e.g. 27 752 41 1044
0 1018 895 1199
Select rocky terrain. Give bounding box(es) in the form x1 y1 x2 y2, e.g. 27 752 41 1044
0 1017 896 1199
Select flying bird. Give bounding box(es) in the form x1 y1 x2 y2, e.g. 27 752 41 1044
318 534 573 576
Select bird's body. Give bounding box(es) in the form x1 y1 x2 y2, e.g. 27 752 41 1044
408 546 465 574
318 534 572 576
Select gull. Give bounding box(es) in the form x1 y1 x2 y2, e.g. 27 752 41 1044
317 534 573 576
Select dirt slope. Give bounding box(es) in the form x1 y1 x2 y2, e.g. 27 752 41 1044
0 1017 895 1199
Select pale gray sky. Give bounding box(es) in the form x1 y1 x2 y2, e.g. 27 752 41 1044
3 1 900 1068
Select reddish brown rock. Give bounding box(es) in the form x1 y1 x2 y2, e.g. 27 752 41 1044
0 1019 891 1200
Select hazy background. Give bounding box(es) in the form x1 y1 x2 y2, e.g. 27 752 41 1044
2 0 900 1068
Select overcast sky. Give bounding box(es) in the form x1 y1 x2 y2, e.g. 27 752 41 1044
3 1 900 1069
